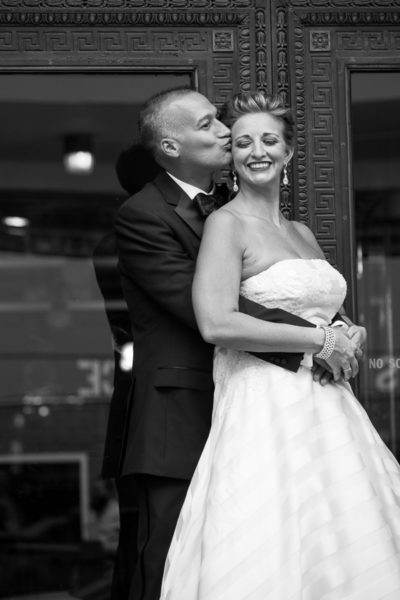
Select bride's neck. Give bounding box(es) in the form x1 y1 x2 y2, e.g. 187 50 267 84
236 184 282 226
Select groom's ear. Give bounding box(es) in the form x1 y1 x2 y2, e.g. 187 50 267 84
160 138 180 159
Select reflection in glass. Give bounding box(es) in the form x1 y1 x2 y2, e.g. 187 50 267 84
351 72 400 457
0 72 191 597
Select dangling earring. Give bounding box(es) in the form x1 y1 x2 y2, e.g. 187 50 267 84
282 164 289 186
232 171 239 193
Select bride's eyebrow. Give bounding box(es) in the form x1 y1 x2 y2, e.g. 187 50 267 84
234 132 280 141
260 132 280 138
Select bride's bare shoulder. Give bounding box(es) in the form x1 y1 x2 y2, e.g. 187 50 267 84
200 206 246 257
291 219 315 239
290 220 324 255
204 204 244 232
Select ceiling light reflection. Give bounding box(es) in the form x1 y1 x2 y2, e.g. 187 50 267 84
63 133 95 175
2 216 30 228
63 150 95 174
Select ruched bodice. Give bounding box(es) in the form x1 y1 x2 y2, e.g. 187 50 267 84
161 258 400 600
240 258 346 326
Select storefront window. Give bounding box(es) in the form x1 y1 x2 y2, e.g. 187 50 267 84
351 71 400 457
0 72 191 598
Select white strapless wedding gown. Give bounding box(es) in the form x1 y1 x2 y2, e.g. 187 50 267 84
160 258 400 600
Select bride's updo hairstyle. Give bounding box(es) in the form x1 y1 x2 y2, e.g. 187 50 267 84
222 91 295 149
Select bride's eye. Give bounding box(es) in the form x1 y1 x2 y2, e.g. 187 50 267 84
262 136 279 146
235 140 251 148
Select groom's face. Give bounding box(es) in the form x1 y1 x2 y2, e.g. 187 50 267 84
165 92 232 171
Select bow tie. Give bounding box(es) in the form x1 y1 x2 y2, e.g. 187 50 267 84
194 184 230 217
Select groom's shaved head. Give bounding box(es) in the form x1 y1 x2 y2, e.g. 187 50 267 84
139 87 195 161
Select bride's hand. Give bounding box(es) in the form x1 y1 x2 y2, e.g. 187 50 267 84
346 324 367 359
324 327 359 382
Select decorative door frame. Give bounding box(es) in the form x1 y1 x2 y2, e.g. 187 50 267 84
270 0 400 319
0 1 270 107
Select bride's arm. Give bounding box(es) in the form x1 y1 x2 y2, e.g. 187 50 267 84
192 210 344 357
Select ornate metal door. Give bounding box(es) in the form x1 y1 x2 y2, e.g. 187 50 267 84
270 0 400 453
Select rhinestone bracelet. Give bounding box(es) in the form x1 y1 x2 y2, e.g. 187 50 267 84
315 326 336 360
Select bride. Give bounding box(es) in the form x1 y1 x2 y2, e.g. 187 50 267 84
160 92 400 599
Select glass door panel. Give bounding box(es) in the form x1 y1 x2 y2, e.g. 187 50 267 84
351 72 400 456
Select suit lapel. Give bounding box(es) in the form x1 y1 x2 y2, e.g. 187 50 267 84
154 171 205 239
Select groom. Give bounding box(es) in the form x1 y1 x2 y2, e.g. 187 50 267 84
105 87 357 600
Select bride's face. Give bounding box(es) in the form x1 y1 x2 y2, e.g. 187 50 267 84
231 112 292 189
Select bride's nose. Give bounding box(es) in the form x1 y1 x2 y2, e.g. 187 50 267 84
251 139 266 158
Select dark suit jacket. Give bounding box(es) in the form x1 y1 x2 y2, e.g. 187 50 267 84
105 171 317 480
93 233 134 479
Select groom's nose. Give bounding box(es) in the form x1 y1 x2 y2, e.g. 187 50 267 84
217 120 230 138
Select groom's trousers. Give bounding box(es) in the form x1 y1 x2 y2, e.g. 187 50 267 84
128 473 189 600
110 474 139 600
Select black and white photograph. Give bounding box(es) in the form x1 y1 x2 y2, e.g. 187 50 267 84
1 2 400 599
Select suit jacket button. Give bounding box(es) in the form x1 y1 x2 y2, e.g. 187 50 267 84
281 358 287 365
